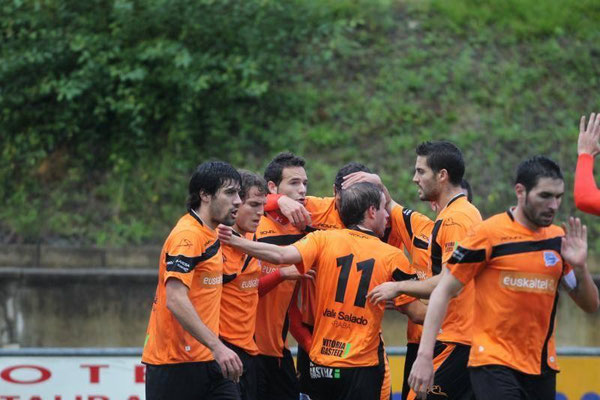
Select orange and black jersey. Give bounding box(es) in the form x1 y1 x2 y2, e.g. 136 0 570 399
431 194 482 345
220 232 261 355
448 210 574 375
142 210 223 365
293 228 417 368
254 213 306 358
388 205 434 344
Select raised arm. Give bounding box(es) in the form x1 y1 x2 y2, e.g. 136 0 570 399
561 217 600 313
342 172 399 213
368 273 442 304
218 224 303 266
575 113 600 215
408 272 464 398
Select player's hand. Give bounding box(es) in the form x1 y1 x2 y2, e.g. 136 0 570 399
212 342 244 381
408 354 434 399
277 195 311 230
561 217 588 270
342 171 383 189
217 224 234 244
578 113 600 157
304 268 317 282
280 265 302 280
367 282 401 305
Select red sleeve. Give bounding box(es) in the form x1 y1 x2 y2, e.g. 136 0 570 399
258 269 283 297
264 194 283 212
574 153 600 216
288 286 313 352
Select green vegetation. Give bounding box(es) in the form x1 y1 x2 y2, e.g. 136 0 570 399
2 0 600 248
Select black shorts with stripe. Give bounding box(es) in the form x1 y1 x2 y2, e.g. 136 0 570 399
470 365 556 400
257 347 299 400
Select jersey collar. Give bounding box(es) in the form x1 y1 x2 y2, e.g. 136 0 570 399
351 225 378 238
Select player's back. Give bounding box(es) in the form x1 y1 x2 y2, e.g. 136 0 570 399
294 228 413 368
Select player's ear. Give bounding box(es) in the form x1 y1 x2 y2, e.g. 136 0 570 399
199 189 212 204
438 168 449 183
332 184 337 197
267 181 278 194
515 183 527 202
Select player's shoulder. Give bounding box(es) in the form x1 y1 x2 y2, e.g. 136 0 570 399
306 195 335 210
255 214 301 239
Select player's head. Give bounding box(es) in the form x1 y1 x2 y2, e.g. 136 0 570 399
264 152 307 204
339 182 388 237
234 170 268 234
460 179 473 202
414 141 465 201
514 156 564 227
333 162 371 208
187 161 241 226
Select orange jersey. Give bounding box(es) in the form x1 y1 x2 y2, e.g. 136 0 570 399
142 211 223 365
431 194 482 345
301 196 345 326
293 228 417 368
254 214 306 357
219 232 261 355
389 205 434 343
448 210 574 375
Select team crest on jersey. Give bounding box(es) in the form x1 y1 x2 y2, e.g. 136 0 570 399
543 251 560 267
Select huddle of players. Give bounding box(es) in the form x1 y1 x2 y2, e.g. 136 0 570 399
142 128 600 400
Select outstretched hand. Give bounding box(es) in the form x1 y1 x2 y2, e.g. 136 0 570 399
561 217 588 269
367 282 401 305
342 172 383 189
217 224 234 245
278 196 312 230
578 113 600 157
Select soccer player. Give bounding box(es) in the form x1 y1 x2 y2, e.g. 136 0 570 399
253 152 309 400
219 170 303 400
219 182 425 400
142 161 244 400
575 112 600 215
354 141 483 399
409 155 600 399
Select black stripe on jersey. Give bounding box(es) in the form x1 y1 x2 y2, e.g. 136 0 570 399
304 225 318 233
413 237 428 250
241 255 254 273
490 237 562 259
430 220 444 275
188 209 204 225
448 246 486 264
223 273 237 284
446 193 465 208
382 226 392 243
257 233 306 246
392 268 418 282
402 208 414 239
165 240 221 273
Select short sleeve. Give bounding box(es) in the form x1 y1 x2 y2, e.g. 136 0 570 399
560 262 577 291
438 218 472 264
389 205 414 250
447 224 490 285
292 231 324 273
388 251 418 306
164 230 207 289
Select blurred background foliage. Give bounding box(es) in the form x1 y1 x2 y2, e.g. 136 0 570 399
1 0 600 247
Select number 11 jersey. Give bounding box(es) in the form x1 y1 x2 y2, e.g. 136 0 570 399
293 228 416 368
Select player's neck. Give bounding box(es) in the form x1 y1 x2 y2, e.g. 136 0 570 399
194 207 217 231
512 206 542 232
232 224 247 236
435 187 464 214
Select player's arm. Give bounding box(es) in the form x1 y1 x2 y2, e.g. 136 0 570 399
396 300 427 324
575 113 600 215
368 273 442 304
408 272 464 398
561 217 600 312
218 224 303 266
165 278 243 380
264 194 312 229
342 171 400 213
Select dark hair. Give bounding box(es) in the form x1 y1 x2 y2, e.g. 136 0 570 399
460 179 473 202
515 156 563 192
334 162 371 191
416 141 465 185
187 161 241 210
339 182 383 228
238 169 268 201
263 152 306 186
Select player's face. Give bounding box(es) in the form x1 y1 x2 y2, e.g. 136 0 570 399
276 166 308 204
374 193 389 237
413 156 440 201
209 181 242 226
521 177 564 228
235 187 266 234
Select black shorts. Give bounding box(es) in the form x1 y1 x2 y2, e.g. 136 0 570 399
145 360 240 400
402 342 419 399
406 341 473 400
257 347 299 400
297 344 313 396
307 360 385 400
222 340 258 400
470 365 556 400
